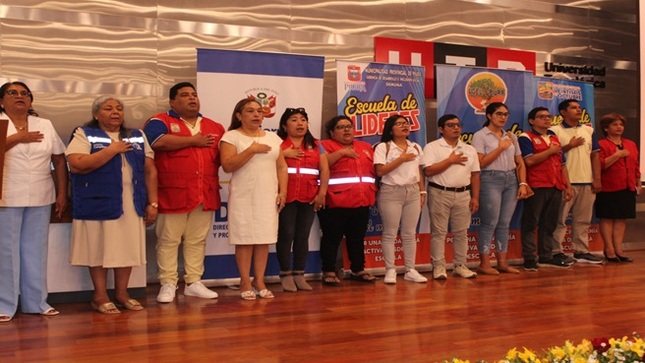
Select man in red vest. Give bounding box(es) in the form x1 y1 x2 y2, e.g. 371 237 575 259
144 82 225 303
518 107 573 271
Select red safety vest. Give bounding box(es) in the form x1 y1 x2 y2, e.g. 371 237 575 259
320 139 376 208
525 130 566 190
282 138 321 203
146 112 225 213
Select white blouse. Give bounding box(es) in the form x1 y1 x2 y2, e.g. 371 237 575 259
1 113 66 207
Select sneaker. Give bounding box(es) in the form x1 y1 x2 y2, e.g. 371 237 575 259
553 253 576 265
404 269 428 283
573 252 604 264
452 264 477 279
156 283 177 303
184 281 218 299
523 260 538 271
433 265 447 280
539 258 572 269
384 269 397 284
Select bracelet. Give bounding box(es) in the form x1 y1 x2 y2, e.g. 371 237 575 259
519 182 528 187
419 191 427 195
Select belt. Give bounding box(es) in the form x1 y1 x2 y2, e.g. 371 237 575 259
428 182 470 192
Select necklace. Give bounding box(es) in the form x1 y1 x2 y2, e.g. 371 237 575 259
15 124 26 131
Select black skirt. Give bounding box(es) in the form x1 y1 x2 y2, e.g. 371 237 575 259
594 189 636 219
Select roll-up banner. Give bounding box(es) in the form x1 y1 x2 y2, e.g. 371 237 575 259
197 48 325 284
336 60 429 269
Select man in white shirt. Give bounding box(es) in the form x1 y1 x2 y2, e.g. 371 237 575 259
550 99 603 265
422 114 480 280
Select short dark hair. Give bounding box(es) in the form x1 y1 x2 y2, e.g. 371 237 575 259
558 99 579 113
324 115 352 138
437 114 459 128
169 82 196 100
0 81 37 116
527 107 549 122
599 113 626 136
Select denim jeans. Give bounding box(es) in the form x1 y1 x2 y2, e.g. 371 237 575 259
0 206 53 317
478 170 518 254
276 201 316 271
377 184 421 270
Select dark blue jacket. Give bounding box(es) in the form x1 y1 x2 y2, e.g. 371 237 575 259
71 127 147 220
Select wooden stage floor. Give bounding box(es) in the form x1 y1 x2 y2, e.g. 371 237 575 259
3 250 645 362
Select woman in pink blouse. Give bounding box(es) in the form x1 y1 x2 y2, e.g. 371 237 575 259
595 113 641 263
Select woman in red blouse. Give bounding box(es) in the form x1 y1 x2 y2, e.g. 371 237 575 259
595 113 642 262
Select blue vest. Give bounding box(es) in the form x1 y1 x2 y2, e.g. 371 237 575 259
71 127 147 220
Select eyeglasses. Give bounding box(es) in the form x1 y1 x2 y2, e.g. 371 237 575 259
443 122 462 129
5 90 31 98
535 114 553 120
394 118 412 127
494 112 510 117
335 124 353 131
286 107 306 113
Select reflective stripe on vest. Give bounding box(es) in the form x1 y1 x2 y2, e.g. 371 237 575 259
328 176 376 185
287 167 319 176
87 136 113 143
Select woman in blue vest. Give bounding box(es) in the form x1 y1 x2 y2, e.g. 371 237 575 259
275 107 329 292
67 96 158 314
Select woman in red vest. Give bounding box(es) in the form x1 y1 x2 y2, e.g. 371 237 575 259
595 113 642 262
318 116 377 285
276 107 329 291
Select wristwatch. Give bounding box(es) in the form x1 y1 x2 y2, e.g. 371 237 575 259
148 202 159 208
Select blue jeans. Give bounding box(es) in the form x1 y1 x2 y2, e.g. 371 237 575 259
478 170 518 254
0 206 53 317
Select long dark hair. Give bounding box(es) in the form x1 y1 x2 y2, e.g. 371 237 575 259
483 102 508 127
277 107 316 149
379 114 409 143
84 95 130 139
0 81 38 116
229 98 261 131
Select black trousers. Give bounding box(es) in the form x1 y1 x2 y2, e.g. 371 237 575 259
317 206 370 273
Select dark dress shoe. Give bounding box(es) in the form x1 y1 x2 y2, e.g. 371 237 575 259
604 252 621 263
617 254 633 263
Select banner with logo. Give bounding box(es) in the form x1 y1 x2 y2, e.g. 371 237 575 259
435 64 531 263
196 48 325 284
336 60 428 270
435 65 599 263
527 77 602 252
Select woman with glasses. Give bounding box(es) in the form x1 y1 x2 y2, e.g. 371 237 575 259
275 107 329 291
220 99 288 300
318 116 377 285
374 115 426 284
595 113 641 263
471 102 529 275
0 82 67 322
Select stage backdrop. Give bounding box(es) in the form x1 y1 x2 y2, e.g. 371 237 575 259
196 48 325 284
436 65 599 264
336 60 428 270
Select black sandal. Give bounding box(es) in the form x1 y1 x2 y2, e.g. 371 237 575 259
322 273 340 286
348 271 376 283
